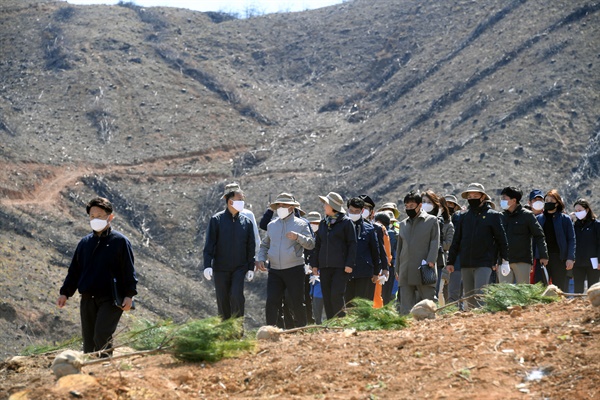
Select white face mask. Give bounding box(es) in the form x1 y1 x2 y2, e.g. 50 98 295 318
421 203 434 213
90 218 108 232
361 209 370 219
311 223 319 232
231 200 245 212
500 200 510 210
348 212 361 222
276 207 291 219
532 200 544 211
575 210 587 220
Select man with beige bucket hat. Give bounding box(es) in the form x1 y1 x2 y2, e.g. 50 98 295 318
257 193 315 328
447 183 509 309
311 192 357 319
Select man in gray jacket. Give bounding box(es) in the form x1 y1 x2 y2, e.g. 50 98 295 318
396 191 440 315
257 193 315 327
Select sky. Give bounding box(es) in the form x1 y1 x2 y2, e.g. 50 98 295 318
65 0 346 15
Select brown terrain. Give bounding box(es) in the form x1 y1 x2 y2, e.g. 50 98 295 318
0 0 599 397
2 298 599 399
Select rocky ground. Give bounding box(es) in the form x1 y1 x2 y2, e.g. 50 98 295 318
2 298 598 399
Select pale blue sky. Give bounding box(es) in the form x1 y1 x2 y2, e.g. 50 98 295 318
66 0 346 15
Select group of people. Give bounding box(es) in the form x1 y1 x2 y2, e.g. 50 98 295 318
203 182 600 328
55 180 600 355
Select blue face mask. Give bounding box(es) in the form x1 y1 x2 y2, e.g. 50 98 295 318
500 200 510 210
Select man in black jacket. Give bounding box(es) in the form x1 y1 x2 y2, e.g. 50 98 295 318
311 192 357 319
57 197 137 356
203 184 256 320
499 187 548 284
447 183 509 309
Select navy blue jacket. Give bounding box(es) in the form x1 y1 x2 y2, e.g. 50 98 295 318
203 208 256 271
60 228 138 298
311 214 357 269
351 219 381 278
535 212 575 261
448 202 509 268
573 219 599 268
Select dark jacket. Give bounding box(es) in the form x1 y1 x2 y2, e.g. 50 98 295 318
447 202 509 268
203 208 256 271
535 212 575 261
372 222 390 271
351 218 381 278
60 228 138 299
502 205 548 264
573 219 600 268
311 213 357 269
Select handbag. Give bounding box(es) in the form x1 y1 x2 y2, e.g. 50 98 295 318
110 274 135 310
418 262 437 285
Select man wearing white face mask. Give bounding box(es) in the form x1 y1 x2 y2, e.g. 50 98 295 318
57 197 137 356
203 183 256 320
257 193 315 327
345 197 382 302
528 189 545 216
499 187 548 284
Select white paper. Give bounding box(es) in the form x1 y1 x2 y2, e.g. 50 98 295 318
591 257 598 270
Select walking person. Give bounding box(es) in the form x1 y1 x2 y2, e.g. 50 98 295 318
447 183 509 309
396 191 440 315
310 192 357 319
345 197 381 302
202 184 256 320
57 197 138 356
535 189 575 292
499 186 548 284
256 193 315 328
571 199 600 293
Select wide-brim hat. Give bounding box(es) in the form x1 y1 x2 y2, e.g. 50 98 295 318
221 182 242 199
306 211 322 223
269 192 300 210
460 183 488 199
377 202 400 219
319 191 346 213
444 194 459 207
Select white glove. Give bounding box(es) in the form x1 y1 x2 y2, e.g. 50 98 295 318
500 261 511 277
203 268 213 281
377 275 387 285
309 275 320 285
245 270 254 282
304 264 312 275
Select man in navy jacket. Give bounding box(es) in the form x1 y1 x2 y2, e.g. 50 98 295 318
58 197 137 355
203 183 256 320
345 197 381 302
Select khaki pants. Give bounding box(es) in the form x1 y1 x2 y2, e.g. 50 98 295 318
498 262 531 284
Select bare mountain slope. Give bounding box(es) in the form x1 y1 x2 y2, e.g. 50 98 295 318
0 0 598 357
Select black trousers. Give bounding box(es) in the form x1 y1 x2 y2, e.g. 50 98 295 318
266 265 307 328
320 268 349 319
80 294 123 355
573 266 600 293
213 266 246 320
547 253 569 292
382 266 395 305
346 276 375 303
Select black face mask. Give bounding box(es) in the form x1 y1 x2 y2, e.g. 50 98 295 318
544 202 557 211
405 208 418 218
467 198 481 209
448 206 455 215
